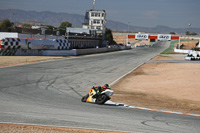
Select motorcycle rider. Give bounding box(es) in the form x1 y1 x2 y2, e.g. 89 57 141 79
81 84 112 103
93 84 111 94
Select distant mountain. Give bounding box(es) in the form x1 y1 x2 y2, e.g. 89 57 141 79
0 9 83 27
0 9 199 34
107 21 200 34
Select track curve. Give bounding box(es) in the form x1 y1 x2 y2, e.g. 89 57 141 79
0 41 199 133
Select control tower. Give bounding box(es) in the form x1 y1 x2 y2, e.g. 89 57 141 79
82 0 106 31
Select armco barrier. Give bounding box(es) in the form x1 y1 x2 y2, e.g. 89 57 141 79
42 50 76 56
76 48 107 55
107 47 121 52
76 47 126 55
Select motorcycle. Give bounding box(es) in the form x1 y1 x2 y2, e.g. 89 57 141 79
81 87 114 104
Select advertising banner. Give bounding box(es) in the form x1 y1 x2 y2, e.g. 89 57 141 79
158 34 171 41
135 34 149 40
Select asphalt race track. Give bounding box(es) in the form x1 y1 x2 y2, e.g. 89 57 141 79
0 41 200 133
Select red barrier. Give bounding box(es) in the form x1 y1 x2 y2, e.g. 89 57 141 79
171 36 179 40
149 36 157 39
128 35 135 38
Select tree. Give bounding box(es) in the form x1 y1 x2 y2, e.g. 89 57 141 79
105 28 115 45
190 32 198 35
59 21 72 29
45 25 55 30
0 19 14 28
170 32 176 35
22 24 32 28
186 31 190 35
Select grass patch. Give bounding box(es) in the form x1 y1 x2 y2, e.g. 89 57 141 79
161 40 187 54
149 42 155 46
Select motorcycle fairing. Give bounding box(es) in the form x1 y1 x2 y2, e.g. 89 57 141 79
86 88 96 103
101 89 114 96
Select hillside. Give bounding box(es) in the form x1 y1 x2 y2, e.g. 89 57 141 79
0 9 200 34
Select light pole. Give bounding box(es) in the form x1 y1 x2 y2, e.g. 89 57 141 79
188 23 191 49
188 23 191 34
127 22 130 46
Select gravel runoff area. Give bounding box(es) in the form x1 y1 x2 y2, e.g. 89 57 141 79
1 53 200 132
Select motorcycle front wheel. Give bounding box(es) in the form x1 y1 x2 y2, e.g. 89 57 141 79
81 94 89 102
95 94 109 104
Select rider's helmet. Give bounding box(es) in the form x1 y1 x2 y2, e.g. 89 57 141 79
104 84 109 87
104 84 109 89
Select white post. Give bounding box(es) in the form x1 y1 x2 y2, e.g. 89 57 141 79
198 39 200 48
179 37 181 49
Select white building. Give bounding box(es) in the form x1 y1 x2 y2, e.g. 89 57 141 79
66 0 106 40
82 10 106 31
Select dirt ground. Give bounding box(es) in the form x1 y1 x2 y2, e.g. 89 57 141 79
175 40 199 50
0 56 70 68
0 51 200 132
0 124 123 133
111 54 200 114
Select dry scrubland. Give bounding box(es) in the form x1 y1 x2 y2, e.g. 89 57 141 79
175 40 199 50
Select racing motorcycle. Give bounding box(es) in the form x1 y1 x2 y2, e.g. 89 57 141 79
81 87 114 104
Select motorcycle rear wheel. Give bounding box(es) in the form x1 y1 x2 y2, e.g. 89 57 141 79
95 94 109 104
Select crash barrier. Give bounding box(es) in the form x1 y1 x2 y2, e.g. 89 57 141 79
0 37 131 56
1 38 70 50
183 50 200 60
0 37 102 54
76 48 107 55
53 46 129 56
173 48 200 60
0 46 130 56
174 48 190 54
1 38 21 50
0 38 71 56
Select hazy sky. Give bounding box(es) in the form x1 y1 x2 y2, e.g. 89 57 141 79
0 0 199 28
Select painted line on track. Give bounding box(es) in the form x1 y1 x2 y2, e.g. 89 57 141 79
129 105 200 117
110 62 144 86
106 101 200 117
110 52 157 86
